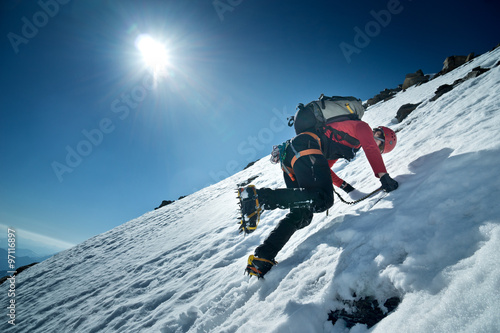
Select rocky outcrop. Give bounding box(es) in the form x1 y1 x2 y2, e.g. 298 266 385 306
443 53 474 73
396 102 422 122
328 296 401 328
155 200 174 209
443 55 468 73
244 161 257 170
465 66 490 79
365 45 497 110
430 84 454 102
430 66 492 102
433 53 475 79
402 69 429 90
366 87 402 107
155 195 186 210
237 175 260 187
0 262 38 285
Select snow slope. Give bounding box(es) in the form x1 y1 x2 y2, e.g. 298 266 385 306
2 47 500 333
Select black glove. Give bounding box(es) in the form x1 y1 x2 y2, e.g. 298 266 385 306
380 174 398 192
340 181 355 193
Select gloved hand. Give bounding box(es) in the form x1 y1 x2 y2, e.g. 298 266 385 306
340 181 355 193
348 189 369 201
380 174 398 192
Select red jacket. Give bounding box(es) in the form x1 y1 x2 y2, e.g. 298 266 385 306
324 120 387 187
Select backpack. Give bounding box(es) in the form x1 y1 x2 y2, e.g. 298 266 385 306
290 94 365 134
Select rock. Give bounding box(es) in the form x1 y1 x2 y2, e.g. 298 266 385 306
465 66 490 80
466 52 475 62
430 66 490 102
155 200 174 210
328 296 401 328
430 84 454 102
366 86 402 107
433 53 474 78
0 262 38 285
366 96 381 106
244 161 257 170
396 102 422 122
442 55 468 73
402 69 429 90
237 175 260 187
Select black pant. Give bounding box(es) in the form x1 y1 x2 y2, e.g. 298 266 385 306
255 133 334 260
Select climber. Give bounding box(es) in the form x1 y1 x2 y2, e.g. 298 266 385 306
237 97 398 278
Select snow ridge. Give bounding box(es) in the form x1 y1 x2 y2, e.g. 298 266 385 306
2 47 500 333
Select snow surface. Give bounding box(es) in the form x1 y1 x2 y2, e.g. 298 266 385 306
2 48 500 333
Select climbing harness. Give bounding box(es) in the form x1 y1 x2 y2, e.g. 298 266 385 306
271 132 323 182
270 131 383 207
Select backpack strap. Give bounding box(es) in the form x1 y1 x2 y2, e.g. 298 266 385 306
280 132 323 181
282 165 296 181
301 131 322 149
274 141 296 181
290 132 323 169
323 126 360 146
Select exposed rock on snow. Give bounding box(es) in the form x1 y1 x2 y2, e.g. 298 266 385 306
328 296 401 328
395 103 422 123
402 69 429 90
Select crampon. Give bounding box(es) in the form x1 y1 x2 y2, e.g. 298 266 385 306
245 255 277 279
237 185 262 234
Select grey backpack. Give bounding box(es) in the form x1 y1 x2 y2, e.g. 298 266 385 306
291 94 365 134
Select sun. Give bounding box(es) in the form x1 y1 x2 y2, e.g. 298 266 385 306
135 34 170 75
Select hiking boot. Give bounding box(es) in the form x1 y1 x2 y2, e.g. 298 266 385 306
237 185 262 234
245 255 277 279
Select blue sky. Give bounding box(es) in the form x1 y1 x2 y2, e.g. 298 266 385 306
1 0 499 254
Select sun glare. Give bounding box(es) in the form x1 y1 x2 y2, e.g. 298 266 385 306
135 34 169 74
